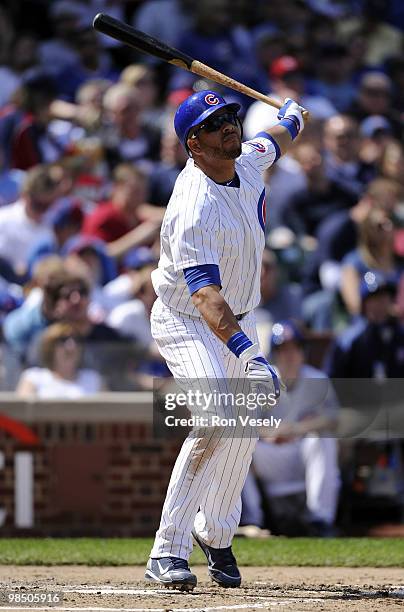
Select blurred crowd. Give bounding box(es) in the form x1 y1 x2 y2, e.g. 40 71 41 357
0 0 403 532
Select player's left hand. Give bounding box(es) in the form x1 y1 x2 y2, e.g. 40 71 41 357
277 98 306 133
240 343 284 399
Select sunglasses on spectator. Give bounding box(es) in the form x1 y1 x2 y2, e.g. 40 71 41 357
190 112 239 138
56 335 84 345
57 285 89 300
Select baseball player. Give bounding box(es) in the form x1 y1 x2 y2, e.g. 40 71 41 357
145 90 306 590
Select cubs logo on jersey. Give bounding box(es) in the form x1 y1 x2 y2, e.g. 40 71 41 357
257 188 266 232
249 141 267 153
204 93 220 105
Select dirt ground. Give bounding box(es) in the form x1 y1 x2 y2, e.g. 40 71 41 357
0 565 403 611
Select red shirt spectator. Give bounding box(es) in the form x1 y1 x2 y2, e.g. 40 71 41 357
82 200 130 242
82 163 164 259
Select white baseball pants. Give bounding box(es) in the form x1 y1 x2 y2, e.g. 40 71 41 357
150 298 259 560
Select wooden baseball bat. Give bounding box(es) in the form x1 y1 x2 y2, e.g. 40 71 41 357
93 13 309 120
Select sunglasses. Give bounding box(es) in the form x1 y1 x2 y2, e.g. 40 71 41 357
56 335 83 345
190 112 239 138
57 285 89 300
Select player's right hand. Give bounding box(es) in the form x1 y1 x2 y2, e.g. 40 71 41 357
240 343 283 399
277 98 306 132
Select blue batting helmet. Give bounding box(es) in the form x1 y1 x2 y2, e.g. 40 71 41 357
270 320 304 352
174 90 241 148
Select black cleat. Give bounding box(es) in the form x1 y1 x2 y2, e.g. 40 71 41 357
192 531 241 588
145 556 197 591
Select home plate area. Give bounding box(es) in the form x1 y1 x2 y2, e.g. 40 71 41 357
1 566 403 611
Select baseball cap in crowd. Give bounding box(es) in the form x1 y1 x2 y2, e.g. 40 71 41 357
21 69 57 94
45 197 83 229
123 247 157 270
360 271 396 302
270 56 301 80
360 115 392 138
270 320 304 352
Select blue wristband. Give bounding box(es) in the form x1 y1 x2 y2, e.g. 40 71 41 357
227 331 253 358
279 117 299 140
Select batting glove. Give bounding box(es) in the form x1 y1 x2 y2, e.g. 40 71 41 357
277 98 306 140
240 343 283 399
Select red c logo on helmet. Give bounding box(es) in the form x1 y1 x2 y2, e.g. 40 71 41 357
205 94 220 105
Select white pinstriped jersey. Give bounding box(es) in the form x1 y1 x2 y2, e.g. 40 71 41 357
151 136 278 317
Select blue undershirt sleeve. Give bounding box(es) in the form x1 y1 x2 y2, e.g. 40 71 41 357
183 264 222 295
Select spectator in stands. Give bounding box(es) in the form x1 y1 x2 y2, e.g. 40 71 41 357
3 266 124 362
323 114 376 199
0 70 62 170
107 247 157 346
0 148 26 207
359 115 394 168
303 177 402 295
148 122 188 206
180 0 257 81
325 272 404 378
262 149 306 231
82 163 164 259
241 320 339 537
244 55 336 138
0 165 59 277
257 248 303 323
62 235 118 320
119 64 162 130
55 26 118 102
380 140 404 189
309 42 356 113
27 196 84 275
132 0 193 48
340 208 401 318
38 1 83 74
337 0 403 66
102 82 161 170
283 142 356 237
0 32 39 109
16 321 105 398
348 72 402 140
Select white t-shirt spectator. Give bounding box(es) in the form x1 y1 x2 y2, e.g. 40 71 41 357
0 199 53 271
107 299 153 347
244 94 337 140
19 367 102 398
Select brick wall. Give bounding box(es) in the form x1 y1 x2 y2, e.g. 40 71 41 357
0 395 183 536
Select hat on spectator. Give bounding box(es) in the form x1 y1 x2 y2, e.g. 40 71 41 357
360 115 392 138
270 56 301 79
62 235 101 256
359 72 392 92
270 320 304 352
123 247 157 270
360 271 396 302
45 197 83 229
